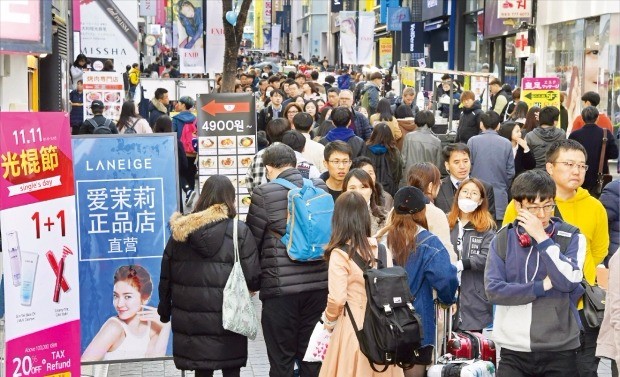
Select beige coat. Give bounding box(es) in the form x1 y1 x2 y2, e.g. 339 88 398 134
319 239 404 377
369 114 402 141
596 251 620 366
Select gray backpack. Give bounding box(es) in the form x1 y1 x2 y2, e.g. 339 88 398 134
124 118 139 134
87 118 112 134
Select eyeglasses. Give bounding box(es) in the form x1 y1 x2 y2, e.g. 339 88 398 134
287 110 299 115
460 189 481 198
328 160 352 167
553 161 589 172
523 204 556 215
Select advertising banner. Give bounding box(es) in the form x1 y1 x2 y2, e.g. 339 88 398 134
339 11 357 65
271 24 282 53
401 67 416 87
514 30 530 58
379 38 393 69
196 93 257 218
80 0 139 74
498 0 532 19
1 112 81 377
0 0 52 54
173 0 205 74
380 0 399 24
387 7 411 32
82 71 124 121
73 134 178 362
521 77 561 110
401 22 425 54
205 0 225 74
139 0 157 17
357 12 375 65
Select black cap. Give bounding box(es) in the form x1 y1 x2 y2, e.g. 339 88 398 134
394 186 429 215
91 100 104 109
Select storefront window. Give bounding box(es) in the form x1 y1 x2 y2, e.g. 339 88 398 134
463 11 489 73
545 19 585 123
492 38 503 77
505 35 521 89
465 0 484 13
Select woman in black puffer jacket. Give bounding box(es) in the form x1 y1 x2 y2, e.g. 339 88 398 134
158 175 261 377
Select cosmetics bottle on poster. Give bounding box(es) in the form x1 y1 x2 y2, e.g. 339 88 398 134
20 252 39 306
6 231 22 287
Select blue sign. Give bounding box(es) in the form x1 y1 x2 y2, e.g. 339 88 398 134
73 134 179 361
387 7 411 32
380 0 399 24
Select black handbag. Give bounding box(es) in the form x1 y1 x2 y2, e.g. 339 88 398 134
581 279 606 328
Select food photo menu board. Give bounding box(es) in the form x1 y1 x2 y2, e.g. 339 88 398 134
82 71 124 121
196 93 257 217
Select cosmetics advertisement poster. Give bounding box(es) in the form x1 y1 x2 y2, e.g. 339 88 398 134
173 0 206 74
82 71 124 121
79 0 139 73
0 112 81 376
196 93 257 220
72 134 179 362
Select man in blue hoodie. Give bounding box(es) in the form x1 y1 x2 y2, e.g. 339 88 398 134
318 106 365 157
172 96 197 205
485 169 586 376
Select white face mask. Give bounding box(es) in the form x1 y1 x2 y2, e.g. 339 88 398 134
458 198 480 214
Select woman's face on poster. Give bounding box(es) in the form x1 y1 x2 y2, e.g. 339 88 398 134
181 4 195 18
113 280 145 321
584 49 599 94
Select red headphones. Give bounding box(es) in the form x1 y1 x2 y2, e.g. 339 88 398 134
514 222 556 248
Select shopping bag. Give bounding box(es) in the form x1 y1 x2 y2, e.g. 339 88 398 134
302 321 332 362
222 219 259 340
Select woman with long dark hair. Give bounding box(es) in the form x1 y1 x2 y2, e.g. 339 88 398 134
71 54 88 89
509 101 529 123
369 98 402 141
376 187 458 377
342 169 386 235
158 175 260 377
446 178 495 332
312 107 335 141
116 101 152 134
522 105 541 136
351 157 393 211
362 123 404 197
498 120 536 177
319 192 402 377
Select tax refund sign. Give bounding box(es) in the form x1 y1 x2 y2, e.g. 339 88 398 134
0 112 81 376
196 93 257 217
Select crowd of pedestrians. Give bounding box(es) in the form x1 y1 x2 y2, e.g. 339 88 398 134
67 56 620 377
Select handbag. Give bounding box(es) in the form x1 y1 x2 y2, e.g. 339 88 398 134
581 279 606 329
222 218 259 340
302 321 332 362
592 130 613 197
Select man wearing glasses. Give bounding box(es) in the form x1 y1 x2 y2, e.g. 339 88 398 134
319 141 353 202
486 169 586 376
502 139 609 377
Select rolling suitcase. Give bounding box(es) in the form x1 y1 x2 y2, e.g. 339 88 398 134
431 303 496 376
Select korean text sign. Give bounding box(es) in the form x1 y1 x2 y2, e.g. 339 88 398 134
1 112 81 376
72 134 178 362
197 93 257 217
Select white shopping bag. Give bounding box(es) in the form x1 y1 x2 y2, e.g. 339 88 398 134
302 321 332 362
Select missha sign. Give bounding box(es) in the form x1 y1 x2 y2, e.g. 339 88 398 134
0 0 52 54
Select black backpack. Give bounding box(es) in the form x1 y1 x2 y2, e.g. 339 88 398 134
87 118 112 134
344 244 424 372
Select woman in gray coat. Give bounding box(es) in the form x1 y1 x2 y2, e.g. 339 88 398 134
447 178 496 331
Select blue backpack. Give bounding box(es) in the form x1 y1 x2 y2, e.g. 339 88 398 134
272 178 334 261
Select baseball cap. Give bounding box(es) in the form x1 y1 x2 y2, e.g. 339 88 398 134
178 96 195 109
393 186 429 215
91 100 104 109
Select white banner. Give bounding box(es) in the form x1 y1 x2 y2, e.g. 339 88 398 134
82 71 124 121
271 24 281 53
80 0 139 73
339 11 375 65
205 0 225 74
139 0 157 17
339 11 357 65
358 12 375 65
498 0 532 19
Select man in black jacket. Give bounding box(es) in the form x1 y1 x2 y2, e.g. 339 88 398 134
246 144 329 377
79 100 118 134
568 106 619 194
435 143 496 218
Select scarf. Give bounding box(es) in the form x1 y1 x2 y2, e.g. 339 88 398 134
151 98 168 113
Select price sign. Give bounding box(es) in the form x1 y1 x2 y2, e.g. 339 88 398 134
1 112 81 377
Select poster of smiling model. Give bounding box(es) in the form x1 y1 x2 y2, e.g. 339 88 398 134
174 0 205 74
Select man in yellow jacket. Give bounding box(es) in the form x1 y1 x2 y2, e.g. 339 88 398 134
128 63 140 99
502 139 608 377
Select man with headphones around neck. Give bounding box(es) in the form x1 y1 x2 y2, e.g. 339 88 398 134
485 170 586 376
